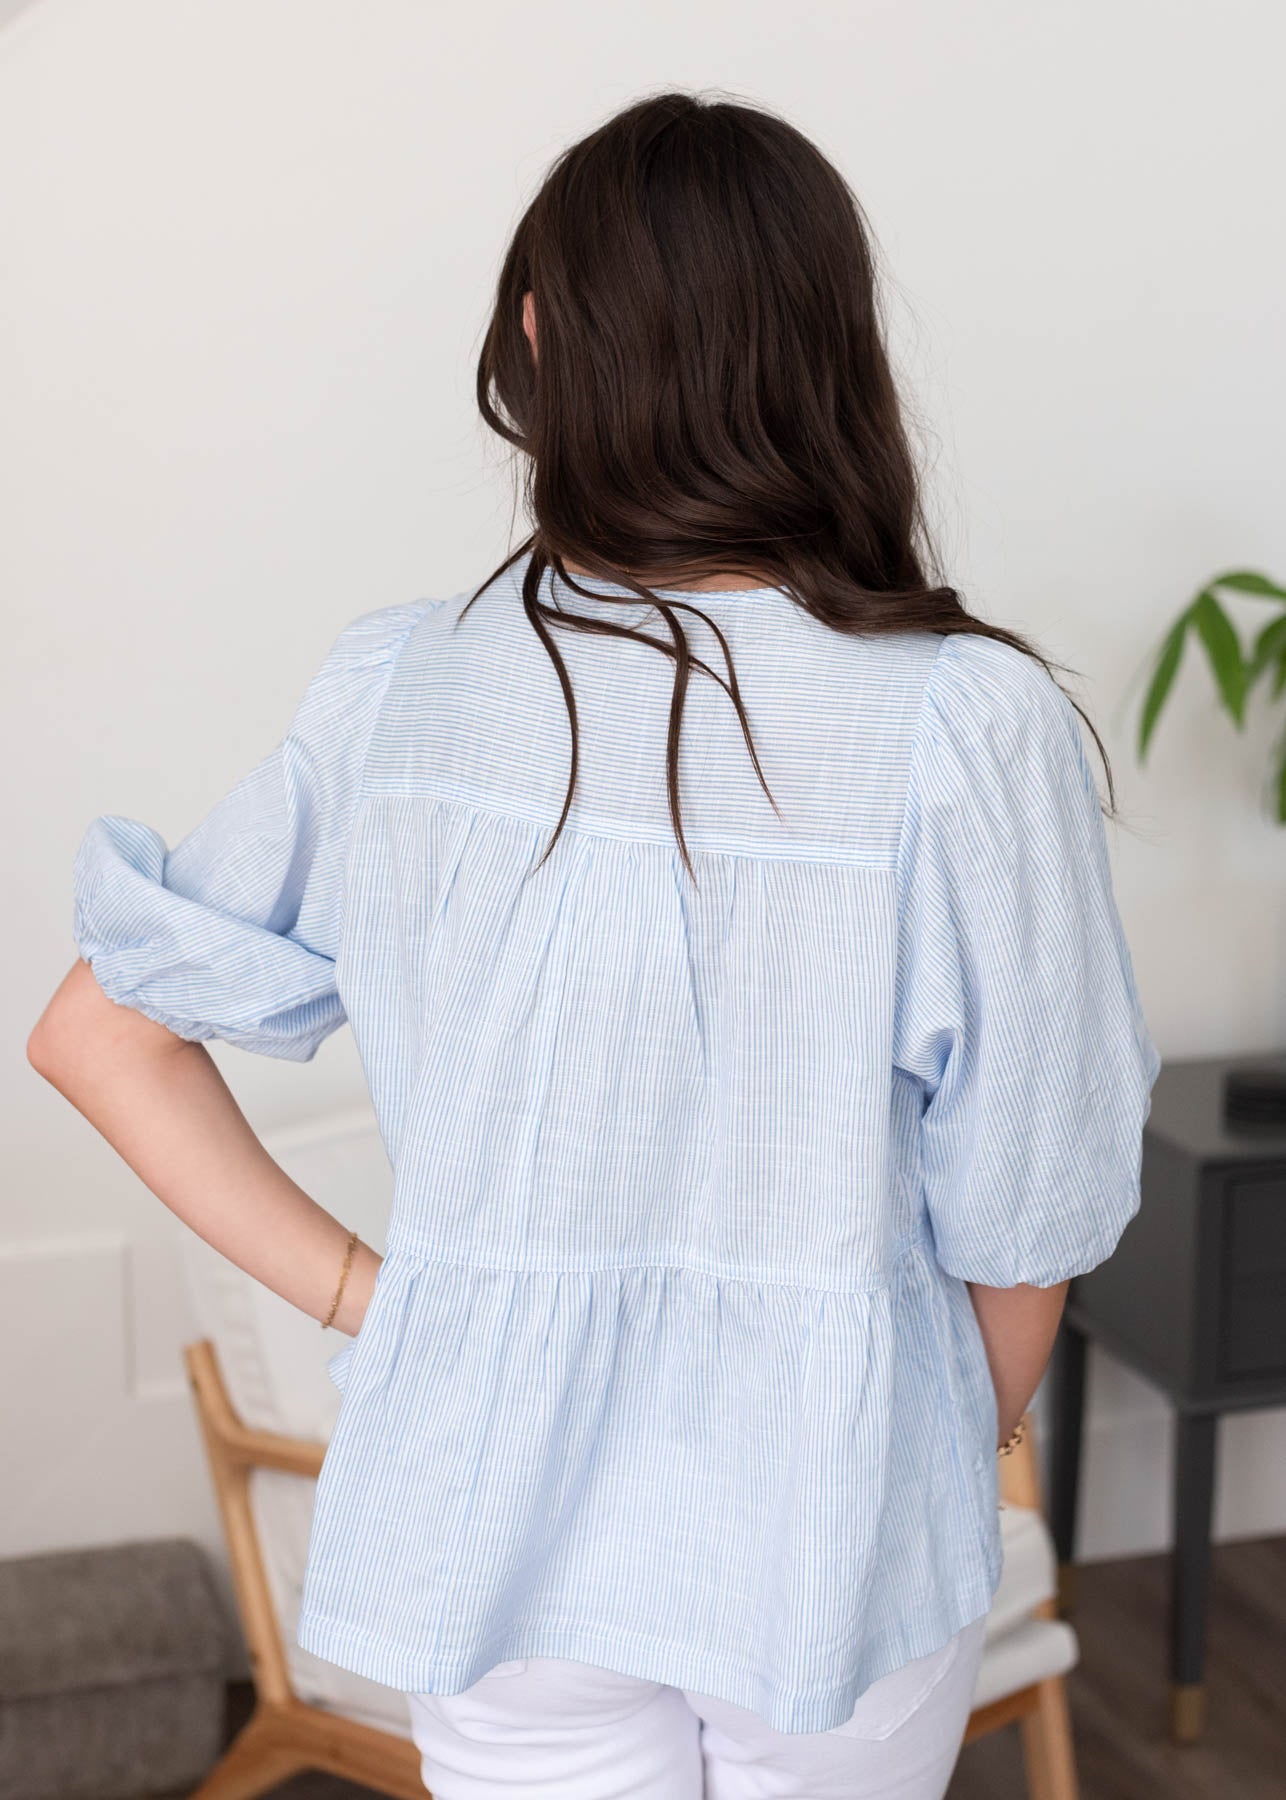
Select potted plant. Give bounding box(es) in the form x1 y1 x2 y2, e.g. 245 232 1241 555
1138 567 1286 1119
1139 569 1286 819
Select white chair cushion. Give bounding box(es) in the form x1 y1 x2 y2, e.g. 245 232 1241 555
251 1465 415 1736
969 1501 1079 1712
985 1503 1058 1642
972 1617 1079 1711
181 1108 414 1735
180 1107 394 1442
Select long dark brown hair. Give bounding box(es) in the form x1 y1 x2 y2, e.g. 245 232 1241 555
467 90 1114 875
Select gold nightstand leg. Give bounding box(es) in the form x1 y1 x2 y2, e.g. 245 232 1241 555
1170 1682 1206 1743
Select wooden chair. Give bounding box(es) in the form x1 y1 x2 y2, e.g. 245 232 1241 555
187 1353 1078 1800
180 1110 427 1800
961 1412 1080 1800
180 1110 1081 1800
186 1354 1080 1800
184 1335 425 1800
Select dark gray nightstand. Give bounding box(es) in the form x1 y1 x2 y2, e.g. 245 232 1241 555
1048 1053 1286 1744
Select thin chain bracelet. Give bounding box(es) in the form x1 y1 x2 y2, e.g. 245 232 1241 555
998 1417 1027 1458
321 1227 360 1329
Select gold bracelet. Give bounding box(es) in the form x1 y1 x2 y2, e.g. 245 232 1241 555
998 1417 1027 1458
321 1228 360 1329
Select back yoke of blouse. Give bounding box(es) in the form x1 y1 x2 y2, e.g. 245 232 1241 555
71 553 1161 1733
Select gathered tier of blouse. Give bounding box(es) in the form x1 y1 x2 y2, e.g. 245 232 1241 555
71 556 1160 1732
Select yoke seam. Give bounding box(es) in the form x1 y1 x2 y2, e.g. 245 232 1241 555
351 780 903 868
376 1236 933 1295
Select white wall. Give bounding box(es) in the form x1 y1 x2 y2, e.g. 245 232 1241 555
5 0 1285 1573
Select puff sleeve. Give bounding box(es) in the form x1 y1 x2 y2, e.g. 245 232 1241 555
892 633 1162 1288
71 600 426 1061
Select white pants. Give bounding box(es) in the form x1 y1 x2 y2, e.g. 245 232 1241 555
406 1614 988 1799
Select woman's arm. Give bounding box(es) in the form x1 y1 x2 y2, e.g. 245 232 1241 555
28 958 381 1337
966 1278 1069 1448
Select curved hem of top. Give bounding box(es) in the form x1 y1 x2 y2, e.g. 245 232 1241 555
294 1576 999 1737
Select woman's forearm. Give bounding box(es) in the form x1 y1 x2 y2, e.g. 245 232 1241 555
28 958 380 1337
966 1277 1069 1448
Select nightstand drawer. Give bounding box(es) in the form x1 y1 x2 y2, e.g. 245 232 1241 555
1220 1177 1286 1379
1219 1279 1286 1379
1227 1174 1286 1277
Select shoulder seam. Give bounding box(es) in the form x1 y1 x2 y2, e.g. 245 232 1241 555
926 630 1080 761
331 602 436 974
890 631 952 910
354 599 435 791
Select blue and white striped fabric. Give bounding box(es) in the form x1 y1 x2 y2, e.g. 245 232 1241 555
71 552 1161 1733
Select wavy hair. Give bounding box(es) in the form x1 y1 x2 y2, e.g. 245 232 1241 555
469 90 1113 874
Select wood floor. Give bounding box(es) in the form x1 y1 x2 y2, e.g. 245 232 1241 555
949 1533 1286 1800
190 1534 1286 1799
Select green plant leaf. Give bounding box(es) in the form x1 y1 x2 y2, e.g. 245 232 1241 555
1192 590 1248 726
1138 611 1190 760
1248 613 1286 684
1273 656 1286 701
1211 570 1286 602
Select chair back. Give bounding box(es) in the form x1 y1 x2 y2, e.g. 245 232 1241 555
968 1411 1080 1731
181 1105 413 1736
180 1106 393 1443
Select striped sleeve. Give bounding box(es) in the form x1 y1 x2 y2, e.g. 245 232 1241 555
71 600 426 1061
891 633 1162 1287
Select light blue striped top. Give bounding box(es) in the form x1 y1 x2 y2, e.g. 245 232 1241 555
71 552 1160 1732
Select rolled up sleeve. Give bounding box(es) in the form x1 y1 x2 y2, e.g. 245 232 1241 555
72 600 426 1061
892 634 1162 1287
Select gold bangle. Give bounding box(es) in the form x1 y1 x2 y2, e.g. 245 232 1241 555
321 1228 360 1330
998 1417 1027 1458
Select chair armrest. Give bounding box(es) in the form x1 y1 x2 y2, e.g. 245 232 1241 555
184 1337 327 1478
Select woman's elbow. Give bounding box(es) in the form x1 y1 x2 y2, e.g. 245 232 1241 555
28 961 98 1082
27 958 174 1085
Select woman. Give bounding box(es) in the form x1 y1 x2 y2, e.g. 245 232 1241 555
30 91 1159 1800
